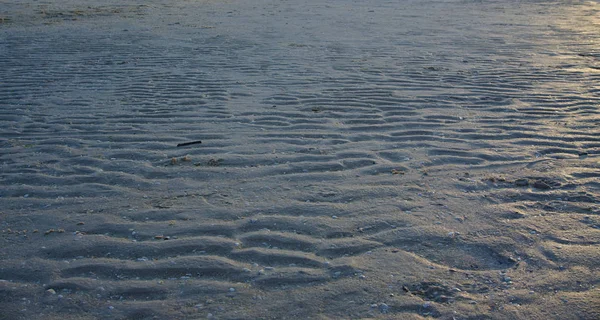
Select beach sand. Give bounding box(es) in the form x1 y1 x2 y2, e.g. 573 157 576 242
1 0 599 319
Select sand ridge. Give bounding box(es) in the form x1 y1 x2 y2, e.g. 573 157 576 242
1 0 599 319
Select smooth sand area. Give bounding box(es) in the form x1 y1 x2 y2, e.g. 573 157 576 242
1 1 599 319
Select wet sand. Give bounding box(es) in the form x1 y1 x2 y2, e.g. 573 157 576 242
1 1 599 319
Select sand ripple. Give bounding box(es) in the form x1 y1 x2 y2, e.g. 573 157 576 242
1 0 599 319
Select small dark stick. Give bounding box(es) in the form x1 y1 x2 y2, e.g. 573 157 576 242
177 140 202 147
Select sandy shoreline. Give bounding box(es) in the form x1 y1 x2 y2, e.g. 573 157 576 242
1 0 599 319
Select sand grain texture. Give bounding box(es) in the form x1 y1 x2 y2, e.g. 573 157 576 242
1 0 599 319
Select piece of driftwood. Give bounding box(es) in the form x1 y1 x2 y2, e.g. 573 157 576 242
177 140 202 147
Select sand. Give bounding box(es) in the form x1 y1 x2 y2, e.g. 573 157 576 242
1 0 599 319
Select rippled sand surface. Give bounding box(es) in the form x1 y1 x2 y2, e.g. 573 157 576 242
1 1 599 319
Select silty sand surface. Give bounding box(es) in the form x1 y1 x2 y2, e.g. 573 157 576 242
0 0 599 319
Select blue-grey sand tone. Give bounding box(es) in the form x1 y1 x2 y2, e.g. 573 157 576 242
1 1 599 319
